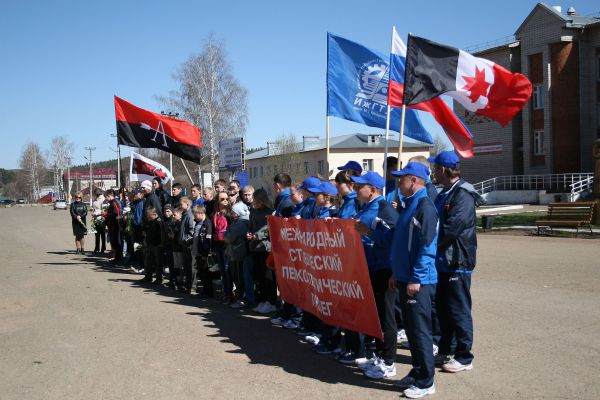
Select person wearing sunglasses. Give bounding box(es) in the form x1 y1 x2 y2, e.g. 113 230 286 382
69 191 88 254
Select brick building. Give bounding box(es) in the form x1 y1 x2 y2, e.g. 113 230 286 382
458 3 600 183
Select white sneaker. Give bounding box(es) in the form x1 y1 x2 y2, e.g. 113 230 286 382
403 384 436 399
230 300 246 309
270 316 286 325
283 319 298 329
397 329 407 342
304 334 321 345
258 302 277 314
364 362 396 379
252 302 266 313
357 356 381 371
433 344 439 356
399 340 410 349
442 358 473 373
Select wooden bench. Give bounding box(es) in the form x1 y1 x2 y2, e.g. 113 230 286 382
536 201 596 236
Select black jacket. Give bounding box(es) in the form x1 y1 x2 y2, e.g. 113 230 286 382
435 179 485 272
169 194 182 209
155 187 170 209
194 220 212 258
143 192 163 227
145 218 164 247
70 201 87 222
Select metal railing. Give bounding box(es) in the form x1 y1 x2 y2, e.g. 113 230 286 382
464 35 517 54
569 176 595 202
474 173 594 195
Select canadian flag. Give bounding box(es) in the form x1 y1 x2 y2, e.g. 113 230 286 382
403 35 532 126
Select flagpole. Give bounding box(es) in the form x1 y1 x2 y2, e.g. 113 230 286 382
169 154 173 190
397 104 406 167
383 26 396 196
180 159 194 185
326 116 330 179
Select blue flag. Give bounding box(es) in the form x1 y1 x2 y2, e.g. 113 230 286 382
327 33 433 144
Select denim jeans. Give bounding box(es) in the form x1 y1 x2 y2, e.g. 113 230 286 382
243 254 255 305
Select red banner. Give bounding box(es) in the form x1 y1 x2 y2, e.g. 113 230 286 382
268 216 382 339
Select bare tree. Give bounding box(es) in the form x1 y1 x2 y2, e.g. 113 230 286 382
48 136 75 192
19 142 47 201
431 134 451 156
257 132 304 189
158 34 248 182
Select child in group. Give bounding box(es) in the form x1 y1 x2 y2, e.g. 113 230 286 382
212 191 232 302
179 197 195 294
171 208 184 290
143 206 164 284
162 204 176 289
224 202 250 308
104 189 123 263
191 205 212 297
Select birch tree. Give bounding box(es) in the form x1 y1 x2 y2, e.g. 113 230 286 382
158 35 248 182
48 136 75 192
19 142 46 201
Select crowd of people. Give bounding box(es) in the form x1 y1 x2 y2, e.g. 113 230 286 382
68 150 483 399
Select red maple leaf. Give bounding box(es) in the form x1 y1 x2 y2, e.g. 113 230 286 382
462 67 490 103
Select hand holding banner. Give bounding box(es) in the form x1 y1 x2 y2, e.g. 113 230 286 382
268 216 382 339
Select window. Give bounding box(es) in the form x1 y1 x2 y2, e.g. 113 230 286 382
362 159 374 172
249 168 252 179
318 160 324 175
304 162 309 174
597 53 600 81
533 130 544 156
260 166 263 177
532 84 544 109
254 167 257 178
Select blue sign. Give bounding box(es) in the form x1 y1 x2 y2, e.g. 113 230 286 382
327 33 433 144
237 171 249 188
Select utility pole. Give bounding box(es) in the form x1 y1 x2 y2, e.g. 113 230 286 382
66 157 71 202
110 133 121 188
84 146 96 206
161 111 179 190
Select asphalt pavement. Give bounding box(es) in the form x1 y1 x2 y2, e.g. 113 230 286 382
1 206 599 399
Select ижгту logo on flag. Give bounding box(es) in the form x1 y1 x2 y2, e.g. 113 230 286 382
355 61 390 118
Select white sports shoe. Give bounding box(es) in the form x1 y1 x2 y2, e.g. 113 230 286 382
258 302 277 314
403 384 436 399
270 316 286 325
442 358 473 373
304 334 321 345
397 329 408 342
433 344 439 356
252 302 266 313
364 362 396 379
283 319 299 329
357 356 381 371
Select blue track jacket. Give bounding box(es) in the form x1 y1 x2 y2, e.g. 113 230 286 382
390 188 439 284
356 195 397 272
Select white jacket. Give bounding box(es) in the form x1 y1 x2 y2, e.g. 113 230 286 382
92 195 105 216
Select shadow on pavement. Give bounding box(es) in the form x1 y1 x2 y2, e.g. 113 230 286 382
57 248 407 393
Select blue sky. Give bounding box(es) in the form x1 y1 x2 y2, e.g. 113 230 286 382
0 0 596 168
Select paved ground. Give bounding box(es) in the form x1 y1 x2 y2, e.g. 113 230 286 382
1 206 599 400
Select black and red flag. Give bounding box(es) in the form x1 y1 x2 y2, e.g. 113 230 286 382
403 35 532 126
115 96 202 163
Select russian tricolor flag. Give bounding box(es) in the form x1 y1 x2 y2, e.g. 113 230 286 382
387 27 474 158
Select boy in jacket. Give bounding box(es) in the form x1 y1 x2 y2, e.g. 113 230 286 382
429 151 484 374
390 162 439 399
178 197 195 294
224 202 250 308
191 205 212 297
142 206 164 284
352 172 398 380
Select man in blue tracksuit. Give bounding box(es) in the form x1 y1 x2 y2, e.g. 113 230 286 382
429 151 484 374
390 162 439 399
352 172 398 380
273 173 294 218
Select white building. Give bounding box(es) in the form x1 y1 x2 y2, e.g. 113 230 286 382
245 133 431 191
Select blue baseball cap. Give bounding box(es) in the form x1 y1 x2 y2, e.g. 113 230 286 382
297 176 322 191
391 162 430 180
338 160 363 174
428 150 460 169
351 171 385 190
308 181 338 196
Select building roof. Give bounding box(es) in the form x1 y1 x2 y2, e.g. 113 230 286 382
246 133 430 160
516 3 600 34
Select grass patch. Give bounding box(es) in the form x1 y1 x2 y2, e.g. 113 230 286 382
477 212 546 228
